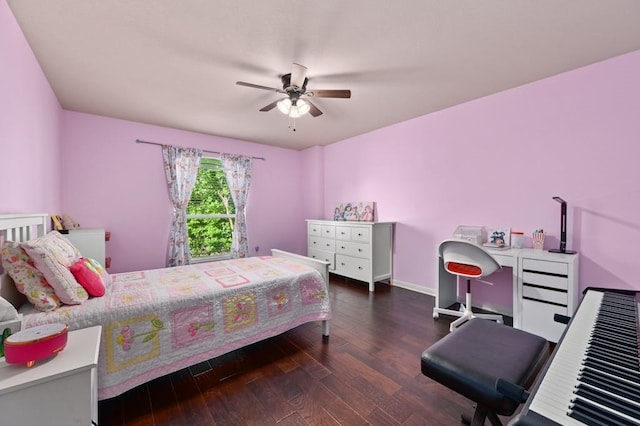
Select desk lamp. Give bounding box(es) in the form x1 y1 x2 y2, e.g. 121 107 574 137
548 196 577 254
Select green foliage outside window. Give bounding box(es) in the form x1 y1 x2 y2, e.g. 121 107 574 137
187 158 235 258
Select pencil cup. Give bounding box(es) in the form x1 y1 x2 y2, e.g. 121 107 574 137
532 232 545 250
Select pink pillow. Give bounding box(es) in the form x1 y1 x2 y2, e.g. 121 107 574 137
22 231 88 305
70 258 108 297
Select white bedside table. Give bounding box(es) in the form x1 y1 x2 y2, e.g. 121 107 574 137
0 325 102 425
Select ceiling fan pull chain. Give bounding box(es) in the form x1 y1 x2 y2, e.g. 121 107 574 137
288 117 297 132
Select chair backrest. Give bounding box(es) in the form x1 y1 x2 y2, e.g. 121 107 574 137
438 239 501 279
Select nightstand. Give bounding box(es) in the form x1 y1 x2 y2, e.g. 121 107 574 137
0 325 101 425
64 228 107 267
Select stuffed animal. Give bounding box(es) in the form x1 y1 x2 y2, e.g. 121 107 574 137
61 214 80 230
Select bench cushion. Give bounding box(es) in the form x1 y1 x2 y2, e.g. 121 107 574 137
421 318 549 416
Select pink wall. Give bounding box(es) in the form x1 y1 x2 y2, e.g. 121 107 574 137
0 1 62 214
60 111 307 273
5 0 640 313
322 50 640 310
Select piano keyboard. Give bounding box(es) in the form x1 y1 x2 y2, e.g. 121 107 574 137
523 290 640 425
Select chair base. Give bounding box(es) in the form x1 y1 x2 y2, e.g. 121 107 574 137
433 292 503 332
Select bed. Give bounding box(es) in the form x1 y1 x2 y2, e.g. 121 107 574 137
0 213 331 400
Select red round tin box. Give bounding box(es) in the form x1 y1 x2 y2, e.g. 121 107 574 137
4 323 68 368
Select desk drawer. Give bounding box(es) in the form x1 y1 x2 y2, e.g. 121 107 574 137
491 253 515 268
522 258 568 276
522 285 567 306
308 236 335 252
522 271 568 291
521 299 567 343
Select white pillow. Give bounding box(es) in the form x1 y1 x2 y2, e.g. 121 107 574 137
0 296 18 322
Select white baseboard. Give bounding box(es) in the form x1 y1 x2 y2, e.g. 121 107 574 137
391 279 436 297
390 280 511 317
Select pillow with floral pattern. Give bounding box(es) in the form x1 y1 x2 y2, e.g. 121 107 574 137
1 241 60 311
22 231 88 305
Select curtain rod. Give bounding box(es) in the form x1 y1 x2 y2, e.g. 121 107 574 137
135 139 266 161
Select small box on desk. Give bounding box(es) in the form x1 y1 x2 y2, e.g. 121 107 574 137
453 225 485 245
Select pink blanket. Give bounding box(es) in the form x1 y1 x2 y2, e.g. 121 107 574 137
20 255 331 399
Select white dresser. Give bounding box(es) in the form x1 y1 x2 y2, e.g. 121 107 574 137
64 228 106 266
306 219 393 292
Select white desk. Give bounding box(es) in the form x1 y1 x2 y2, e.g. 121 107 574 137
434 247 579 342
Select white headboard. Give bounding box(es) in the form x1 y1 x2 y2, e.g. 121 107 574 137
0 214 48 308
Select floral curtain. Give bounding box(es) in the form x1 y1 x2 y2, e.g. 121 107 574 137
162 145 202 266
221 153 253 258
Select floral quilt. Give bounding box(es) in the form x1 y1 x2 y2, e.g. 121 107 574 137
20 255 331 400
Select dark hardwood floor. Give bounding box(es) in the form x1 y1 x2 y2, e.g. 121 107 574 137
98 276 515 425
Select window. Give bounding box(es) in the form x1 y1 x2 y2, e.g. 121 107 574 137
187 157 235 261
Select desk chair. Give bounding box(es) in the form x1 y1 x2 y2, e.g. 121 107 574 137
433 239 503 332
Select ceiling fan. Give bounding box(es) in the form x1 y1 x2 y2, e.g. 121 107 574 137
236 63 351 118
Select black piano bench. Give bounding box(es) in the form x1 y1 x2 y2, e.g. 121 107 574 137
421 318 549 426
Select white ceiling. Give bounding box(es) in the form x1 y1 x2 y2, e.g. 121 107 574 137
8 1 640 150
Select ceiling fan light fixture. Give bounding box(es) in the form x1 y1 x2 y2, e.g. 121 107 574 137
278 98 310 118
295 99 311 116
277 98 292 114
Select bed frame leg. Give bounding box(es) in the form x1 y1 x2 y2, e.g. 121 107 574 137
322 320 330 342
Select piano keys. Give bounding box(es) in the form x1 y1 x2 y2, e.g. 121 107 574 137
510 289 640 425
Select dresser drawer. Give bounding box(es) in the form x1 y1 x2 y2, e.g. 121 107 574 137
522 271 568 291
308 222 322 236
335 226 352 241
335 254 370 281
522 258 568 276
350 227 370 243
320 225 335 239
308 236 335 252
336 241 369 259
307 248 335 270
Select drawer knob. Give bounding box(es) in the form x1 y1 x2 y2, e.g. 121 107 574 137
358 233 362 236
358 266 363 270
341 246 345 249
358 249 362 252
326 244 330 247
341 263 346 266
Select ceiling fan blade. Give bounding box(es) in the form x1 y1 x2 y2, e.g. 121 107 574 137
290 63 308 89
236 81 285 93
306 100 323 117
307 89 351 98
259 100 279 112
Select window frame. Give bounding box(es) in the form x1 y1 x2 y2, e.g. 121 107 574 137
186 157 235 263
